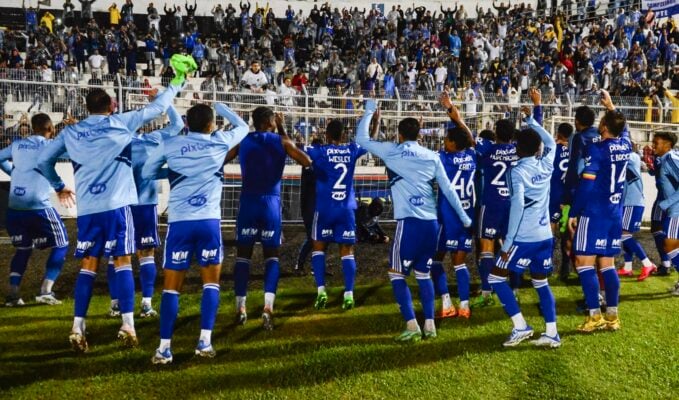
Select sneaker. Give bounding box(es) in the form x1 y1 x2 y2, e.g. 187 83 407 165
195 340 216 358
617 268 634 277
69 332 89 353
531 333 561 348
35 292 62 305
671 284 679 297
423 328 437 339
502 326 534 347
117 326 139 348
439 305 457 319
457 307 471 319
471 294 495 309
236 307 247 325
152 347 173 365
576 314 607 333
140 304 158 318
656 265 670 276
637 265 657 281
314 292 328 310
342 296 354 310
5 295 25 307
604 314 621 331
394 328 422 343
262 308 274 331
109 303 121 317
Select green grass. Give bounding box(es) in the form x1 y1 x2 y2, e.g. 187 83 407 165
1 272 679 399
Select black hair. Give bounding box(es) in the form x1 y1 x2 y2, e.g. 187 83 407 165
600 110 626 137
446 127 472 150
654 131 678 147
368 197 384 217
186 104 214 133
479 129 496 141
326 120 344 141
31 113 52 134
398 117 420 141
574 105 595 128
557 122 574 139
86 88 112 113
495 119 515 143
516 128 542 157
252 106 274 131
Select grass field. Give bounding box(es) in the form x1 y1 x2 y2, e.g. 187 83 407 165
1 223 678 399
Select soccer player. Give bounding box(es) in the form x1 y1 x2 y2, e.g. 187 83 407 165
431 92 475 319
306 119 367 310
228 108 311 330
143 102 248 365
475 116 517 307
617 143 656 280
652 131 679 295
37 54 194 352
356 99 471 342
0 113 69 307
647 147 672 275
548 123 572 281
293 137 321 276
489 88 561 348
568 91 631 333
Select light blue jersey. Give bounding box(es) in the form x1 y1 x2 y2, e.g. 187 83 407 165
142 103 248 223
0 136 65 210
356 100 471 226
501 113 556 253
37 83 181 216
132 105 184 205
623 152 644 207
658 149 679 218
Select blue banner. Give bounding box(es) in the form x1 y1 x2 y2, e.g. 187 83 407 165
643 0 679 19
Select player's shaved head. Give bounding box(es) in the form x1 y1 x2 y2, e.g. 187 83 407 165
557 123 574 140
186 104 214 133
398 117 420 141
574 106 595 129
252 106 275 131
31 113 53 135
326 120 344 141
516 128 542 158
86 88 112 114
495 119 515 143
599 110 626 137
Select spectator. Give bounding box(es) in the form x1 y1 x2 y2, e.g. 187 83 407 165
109 3 121 27
88 49 105 77
240 60 268 92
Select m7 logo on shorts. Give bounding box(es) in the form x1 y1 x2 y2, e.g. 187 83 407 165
484 228 497 236
517 258 531 267
595 239 607 249
201 249 218 259
141 237 155 245
342 231 355 239
172 251 189 263
611 239 621 248
240 228 258 236
446 240 458 248
76 241 93 250
321 229 333 237
32 237 48 246
10 235 22 243
262 230 275 239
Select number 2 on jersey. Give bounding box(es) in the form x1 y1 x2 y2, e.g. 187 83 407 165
333 163 348 190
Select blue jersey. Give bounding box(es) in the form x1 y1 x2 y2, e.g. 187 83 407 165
239 131 287 196
623 152 644 207
476 139 517 206
550 143 569 208
502 114 556 252
571 129 631 219
142 103 248 223
651 156 665 202
37 83 180 216
355 100 471 226
563 126 600 204
132 105 183 205
306 142 367 211
0 136 63 210
658 150 679 218
438 148 476 221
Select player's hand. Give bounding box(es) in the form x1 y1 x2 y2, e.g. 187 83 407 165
147 87 159 101
600 89 615 111
529 87 541 105
57 187 76 208
439 90 454 109
63 113 77 125
567 217 578 235
520 105 531 119
500 251 509 262
274 112 284 128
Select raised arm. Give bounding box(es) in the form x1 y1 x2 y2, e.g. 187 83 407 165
214 102 249 148
156 104 184 139
435 158 472 227
440 91 474 147
118 83 181 133
355 99 396 158
501 169 524 252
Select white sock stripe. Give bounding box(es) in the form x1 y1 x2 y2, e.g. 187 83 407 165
388 272 405 281
531 279 549 288
341 255 355 260
9 272 22 277
488 274 506 284
653 230 664 237
163 289 179 295
203 284 220 291
576 266 595 273
265 257 279 263
140 256 155 264
621 234 632 241
80 270 97 276
312 251 325 257
480 252 494 259
15 246 32 250
600 266 615 273
414 271 430 279
453 264 467 271
115 266 133 273
235 257 251 264
668 249 679 258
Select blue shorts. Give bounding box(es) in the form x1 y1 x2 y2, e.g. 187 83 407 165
663 216 679 240
6 207 68 249
312 208 356 244
622 205 644 233
131 204 160 249
652 199 666 225
478 203 509 240
236 194 282 248
75 206 135 258
163 219 223 270
497 239 554 275
573 214 622 257
436 218 473 253
390 218 439 275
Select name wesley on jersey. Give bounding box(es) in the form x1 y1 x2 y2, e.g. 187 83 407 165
326 147 351 163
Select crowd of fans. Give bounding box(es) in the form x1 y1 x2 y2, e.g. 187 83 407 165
0 1 677 114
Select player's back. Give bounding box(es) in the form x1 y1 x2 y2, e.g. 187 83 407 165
477 139 516 206
438 148 476 221
659 149 679 217
306 142 366 211
623 151 644 207
239 131 286 197
652 155 665 201
550 143 569 206
581 138 631 217
7 136 54 210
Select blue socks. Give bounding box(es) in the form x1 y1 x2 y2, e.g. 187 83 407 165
653 231 669 262
489 274 520 318
479 252 494 292
45 246 67 282
341 255 356 293
600 266 619 308
311 251 326 288
669 249 679 273
415 270 435 320
622 235 648 262
389 273 415 322
533 278 556 323
115 265 135 314
9 248 31 287
74 270 96 318
233 258 250 297
107 259 118 302
577 266 601 311
139 256 157 299
264 257 280 294
454 264 470 302
160 290 179 339
201 283 220 330
510 271 522 290
430 260 449 295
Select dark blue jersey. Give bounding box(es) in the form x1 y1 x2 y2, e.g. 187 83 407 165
438 148 476 221
306 142 366 211
550 143 570 208
239 131 286 196
476 139 517 206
